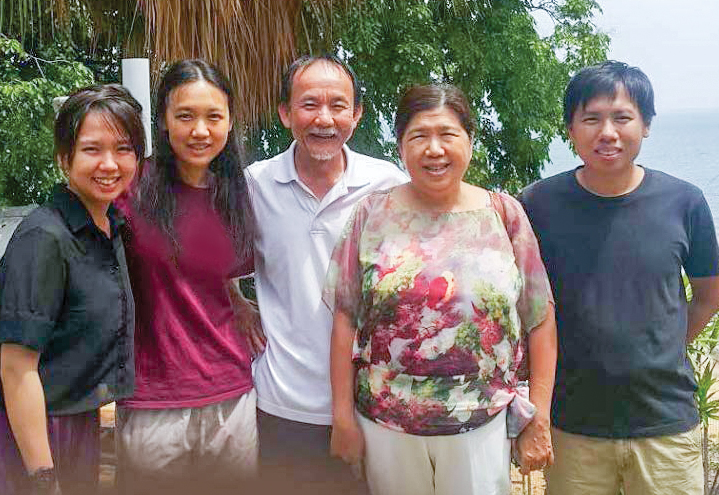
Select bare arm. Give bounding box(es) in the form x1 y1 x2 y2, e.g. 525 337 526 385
226 278 266 357
330 310 364 465
687 276 719 343
517 304 557 474
0 343 53 473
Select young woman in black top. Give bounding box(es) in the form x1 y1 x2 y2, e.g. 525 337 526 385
0 84 144 495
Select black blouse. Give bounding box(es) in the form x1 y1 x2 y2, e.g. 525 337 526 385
0 185 134 415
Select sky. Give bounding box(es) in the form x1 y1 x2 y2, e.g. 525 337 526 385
535 0 719 112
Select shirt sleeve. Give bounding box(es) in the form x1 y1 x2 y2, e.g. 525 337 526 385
0 225 66 352
685 193 719 278
322 199 371 322
499 193 553 335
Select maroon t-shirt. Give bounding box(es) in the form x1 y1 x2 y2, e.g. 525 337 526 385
117 182 253 408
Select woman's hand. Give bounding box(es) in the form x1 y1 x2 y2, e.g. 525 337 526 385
226 279 266 357
516 414 553 474
331 414 365 467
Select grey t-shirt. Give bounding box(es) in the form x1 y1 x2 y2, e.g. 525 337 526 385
519 167 719 438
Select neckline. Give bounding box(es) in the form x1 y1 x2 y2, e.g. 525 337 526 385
572 165 649 200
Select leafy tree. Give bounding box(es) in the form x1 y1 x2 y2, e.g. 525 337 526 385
251 0 610 192
0 37 93 205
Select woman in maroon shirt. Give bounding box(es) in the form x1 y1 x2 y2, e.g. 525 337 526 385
115 59 260 495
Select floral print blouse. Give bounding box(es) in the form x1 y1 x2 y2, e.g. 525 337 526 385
323 189 552 436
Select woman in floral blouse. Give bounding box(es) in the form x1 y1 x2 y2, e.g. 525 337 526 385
324 84 557 495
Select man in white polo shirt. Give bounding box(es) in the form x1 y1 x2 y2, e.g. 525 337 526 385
245 54 407 494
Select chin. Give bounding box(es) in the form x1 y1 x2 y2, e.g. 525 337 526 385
309 149 342 161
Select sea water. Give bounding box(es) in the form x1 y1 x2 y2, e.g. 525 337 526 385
543 109 719 231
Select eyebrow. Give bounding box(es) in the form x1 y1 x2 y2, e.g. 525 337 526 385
172 105 227 113
407 124 461 134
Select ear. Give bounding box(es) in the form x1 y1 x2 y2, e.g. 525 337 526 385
643 125 650 138
352 104 364 129
278 103 292 129
567 124 577 143
58 154 70 177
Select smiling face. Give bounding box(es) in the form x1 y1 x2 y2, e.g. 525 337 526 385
63 111 138 217
399 105 472 201
278 60 362 165
164 80 232 179
569 84 649 176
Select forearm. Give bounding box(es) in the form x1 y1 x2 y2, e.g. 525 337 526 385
330 311 357 423
527 305 557 419
0 345 53 473
687 304 717 343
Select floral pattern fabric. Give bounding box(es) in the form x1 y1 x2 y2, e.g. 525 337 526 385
324 189 552 436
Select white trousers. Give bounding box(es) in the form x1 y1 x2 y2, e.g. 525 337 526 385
358 409 511 495
116 389 258 495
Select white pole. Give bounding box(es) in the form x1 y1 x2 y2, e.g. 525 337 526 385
121 58 153 157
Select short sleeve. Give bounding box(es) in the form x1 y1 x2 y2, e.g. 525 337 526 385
498 193 553 334
0 226 66 352
322 199 371 321
685 193 719 278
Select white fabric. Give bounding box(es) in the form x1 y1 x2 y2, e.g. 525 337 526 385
358 409 511 495
115 389 258 483
246 143 408 424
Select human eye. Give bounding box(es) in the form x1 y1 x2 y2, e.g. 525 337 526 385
209 112 224 121
81 145 99 154
176 112 193 121
117 143 134 154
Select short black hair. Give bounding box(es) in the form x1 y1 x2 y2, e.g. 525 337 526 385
564 60 656 127
55 84 145 165
280 54 362 109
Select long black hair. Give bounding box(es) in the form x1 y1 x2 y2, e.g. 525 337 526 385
134 59 255 263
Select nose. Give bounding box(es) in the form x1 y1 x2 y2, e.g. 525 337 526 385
99 151 119 170
314 105 333 126
191 119 210 137
599 119 618 140
426 136 444 156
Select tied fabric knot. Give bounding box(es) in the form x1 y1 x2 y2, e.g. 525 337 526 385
486 381 535 438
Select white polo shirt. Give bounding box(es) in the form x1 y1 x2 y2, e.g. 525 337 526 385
246 142 408 425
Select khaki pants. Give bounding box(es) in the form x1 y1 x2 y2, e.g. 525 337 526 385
545 426 703 495
116 390 258 495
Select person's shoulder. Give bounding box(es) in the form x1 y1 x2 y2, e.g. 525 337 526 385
245 147 293 181
348 149 408 184
15 204 65 236
4 205 68 259
522 169 575 198
644 167 704 197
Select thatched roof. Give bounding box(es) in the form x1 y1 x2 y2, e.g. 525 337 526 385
1 0 346 127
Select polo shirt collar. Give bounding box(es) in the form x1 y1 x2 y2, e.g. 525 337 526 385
51 184 124 235
272 141 373 189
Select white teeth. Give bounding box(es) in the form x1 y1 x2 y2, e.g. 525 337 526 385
94 177 119 185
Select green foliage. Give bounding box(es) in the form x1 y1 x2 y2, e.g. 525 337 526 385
0 36 93 205
252 0 609 192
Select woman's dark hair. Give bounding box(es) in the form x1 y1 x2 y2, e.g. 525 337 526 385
134 59 255 262
394 84 477 143
564 60 656 127
55 84 145 166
